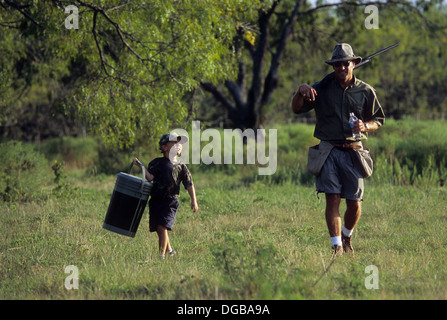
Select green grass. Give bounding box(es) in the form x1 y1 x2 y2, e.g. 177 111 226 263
2 119 447 300
1 170 446 300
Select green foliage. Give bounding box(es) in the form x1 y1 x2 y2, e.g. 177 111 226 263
51 160 80 199
366 119 447 186
0 0 263 148
2 1 447 150
0 141 51 202
264 1 447 125
39 136 100 169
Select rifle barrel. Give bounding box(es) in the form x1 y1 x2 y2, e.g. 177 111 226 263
354 42 399 69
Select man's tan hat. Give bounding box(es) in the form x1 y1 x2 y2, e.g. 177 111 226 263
325 43 362 65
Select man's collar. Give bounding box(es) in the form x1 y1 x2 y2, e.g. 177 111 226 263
334 74 360 90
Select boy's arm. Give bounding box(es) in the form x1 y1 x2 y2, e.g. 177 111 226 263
145 171 155 182
133 157 154 182
187 184 198 213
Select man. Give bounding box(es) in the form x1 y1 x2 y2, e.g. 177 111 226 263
291 43 385 256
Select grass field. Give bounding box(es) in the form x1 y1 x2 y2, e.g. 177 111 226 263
1 120 447 300
1 170 446 300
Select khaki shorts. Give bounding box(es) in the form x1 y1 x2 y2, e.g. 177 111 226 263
316 147 364 201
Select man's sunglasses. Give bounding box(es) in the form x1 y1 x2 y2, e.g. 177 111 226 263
333 61 351 68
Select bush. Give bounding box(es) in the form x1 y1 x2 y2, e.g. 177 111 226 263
0 141 51 202
367 119 447 186
38 136 99 169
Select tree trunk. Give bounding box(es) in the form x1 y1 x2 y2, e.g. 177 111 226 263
200 0 303 130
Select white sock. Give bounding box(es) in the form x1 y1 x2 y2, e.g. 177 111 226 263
331 236 342 247
342 226 353 237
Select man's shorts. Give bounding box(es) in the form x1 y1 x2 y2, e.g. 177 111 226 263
316 147 364 201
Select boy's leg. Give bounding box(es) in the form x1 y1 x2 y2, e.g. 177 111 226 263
156 225 170 255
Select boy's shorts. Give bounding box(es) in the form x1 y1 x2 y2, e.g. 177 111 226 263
316 147 364 201
148 197 179 232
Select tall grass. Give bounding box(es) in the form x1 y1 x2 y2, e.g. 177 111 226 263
1 172 446 299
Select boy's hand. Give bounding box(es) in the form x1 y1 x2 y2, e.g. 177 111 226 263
187 185 198 212
191 200 198 213
133 157 142 167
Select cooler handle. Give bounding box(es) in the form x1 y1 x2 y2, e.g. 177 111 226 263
128 160 146 194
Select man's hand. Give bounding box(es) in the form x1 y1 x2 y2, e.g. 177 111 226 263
291 84 317 113
358 120 379 133
298 84 318 102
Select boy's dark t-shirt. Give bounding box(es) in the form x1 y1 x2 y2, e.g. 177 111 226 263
147 157 193 200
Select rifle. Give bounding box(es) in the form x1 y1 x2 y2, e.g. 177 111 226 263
320 42 399 83
354 42 399 69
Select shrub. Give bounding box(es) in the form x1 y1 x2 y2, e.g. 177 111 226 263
38 136 99 169
0 141 51 202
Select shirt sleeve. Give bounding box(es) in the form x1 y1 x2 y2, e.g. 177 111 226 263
366 88 385 127
147 159 158 176
295 79 326 114
180 164 193 189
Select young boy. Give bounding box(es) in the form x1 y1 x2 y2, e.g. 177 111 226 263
133 132 198 259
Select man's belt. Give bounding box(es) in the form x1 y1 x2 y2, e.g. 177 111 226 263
329 141 362 150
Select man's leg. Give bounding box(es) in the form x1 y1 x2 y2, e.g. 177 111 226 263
341 200 361 252
344 200 361 230
325 194 343 256
325 193 342 236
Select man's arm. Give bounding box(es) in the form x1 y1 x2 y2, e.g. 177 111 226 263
358 120 380 133
291 84 318 113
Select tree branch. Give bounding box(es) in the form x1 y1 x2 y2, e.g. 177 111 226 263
91 10 128 83
225 80 245 108
77 0 189 86
200 82 237 118
3 0 43 28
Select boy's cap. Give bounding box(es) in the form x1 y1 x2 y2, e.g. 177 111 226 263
159 132 188 150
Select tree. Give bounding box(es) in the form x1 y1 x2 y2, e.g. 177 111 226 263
200 0 306 130
198 0 446 129
0 0 262 147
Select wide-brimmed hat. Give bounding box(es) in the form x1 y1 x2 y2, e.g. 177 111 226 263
325 43 362 65
159 132 188 151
